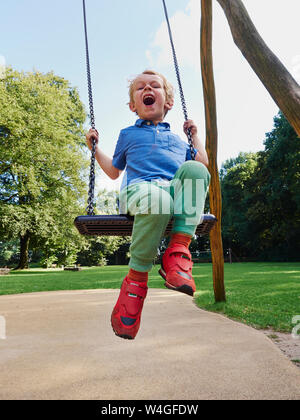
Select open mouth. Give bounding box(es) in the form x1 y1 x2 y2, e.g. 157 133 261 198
143 95 155 106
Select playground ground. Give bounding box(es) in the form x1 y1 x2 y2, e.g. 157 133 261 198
0 287 300 400
261 329 300 368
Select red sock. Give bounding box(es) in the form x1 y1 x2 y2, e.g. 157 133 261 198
128 268 148 283
169 233 192 248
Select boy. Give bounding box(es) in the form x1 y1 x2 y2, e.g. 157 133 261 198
86 70 210 340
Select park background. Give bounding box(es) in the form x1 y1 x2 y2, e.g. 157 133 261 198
0 0 300 268
0 0 299 346
0 0 299 270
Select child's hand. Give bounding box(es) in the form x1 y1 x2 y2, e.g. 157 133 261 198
183 120 198 137
86 128 99 151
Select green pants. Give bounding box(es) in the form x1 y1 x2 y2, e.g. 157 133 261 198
119 161 211 272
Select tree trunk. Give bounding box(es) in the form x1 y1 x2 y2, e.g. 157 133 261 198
216 0 300 137
201 0 226 302
15 231 30 270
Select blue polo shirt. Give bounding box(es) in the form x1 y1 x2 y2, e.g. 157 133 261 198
112 119 197 190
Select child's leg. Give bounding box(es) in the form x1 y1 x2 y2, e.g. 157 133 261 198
159 162 210 296
121 182 174 272
171 160 211 236
111 272 148 340
111 182 173 340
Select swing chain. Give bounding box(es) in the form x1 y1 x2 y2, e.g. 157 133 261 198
83 0 195 217
162 0 195 160
83 0 96 215
86 139 96 216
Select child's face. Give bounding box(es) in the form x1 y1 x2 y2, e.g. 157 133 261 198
129 74 173 123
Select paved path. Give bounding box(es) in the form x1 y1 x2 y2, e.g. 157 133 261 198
1 289 300 400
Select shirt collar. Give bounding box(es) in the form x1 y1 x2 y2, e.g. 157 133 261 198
135 119 170 130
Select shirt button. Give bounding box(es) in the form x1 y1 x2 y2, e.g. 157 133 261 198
147 122 151 125
157 129 159 133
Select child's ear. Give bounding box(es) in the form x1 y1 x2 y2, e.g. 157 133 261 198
129 101 136 113
164 99 174 112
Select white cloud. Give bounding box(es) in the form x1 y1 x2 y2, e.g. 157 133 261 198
148 0 200 71
146 0 300 167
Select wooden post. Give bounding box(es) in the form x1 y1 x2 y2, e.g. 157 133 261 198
216 0 300 137
200 0 226 302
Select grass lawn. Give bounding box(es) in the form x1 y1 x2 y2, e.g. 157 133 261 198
194 262 300 334
0 262 299 333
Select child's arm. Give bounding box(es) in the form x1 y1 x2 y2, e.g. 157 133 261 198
183 120 209 168
86 129 122 180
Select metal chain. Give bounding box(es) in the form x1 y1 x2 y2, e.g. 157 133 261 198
161 0 195 160
82 0 96 215
82 0 195 217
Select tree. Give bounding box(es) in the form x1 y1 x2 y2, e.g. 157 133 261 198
0 68 88 268
220 152 259 258
76 189 131 267
201 0 226 302
221 112 300 261
76 235 127 267
247 112 300 260
200 0 300 299
0 239 19 267
216 0 300 137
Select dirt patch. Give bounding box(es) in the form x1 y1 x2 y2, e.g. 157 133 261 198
262 329 300 369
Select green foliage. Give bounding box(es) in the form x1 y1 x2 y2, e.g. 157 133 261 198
221 112 300 261
248 112 300 260
74 189 131 267
40 255 57 269
0 240 19 267
76 236 129 267
96 189 119 215
0 68 89 268
221 152 259 257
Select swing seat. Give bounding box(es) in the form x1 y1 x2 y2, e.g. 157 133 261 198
74 213 217 237
78 1 217 240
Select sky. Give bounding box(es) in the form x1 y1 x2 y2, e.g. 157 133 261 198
1 0 300 191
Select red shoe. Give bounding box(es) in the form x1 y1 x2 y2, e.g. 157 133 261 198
159 244 195 296
111 275 148 340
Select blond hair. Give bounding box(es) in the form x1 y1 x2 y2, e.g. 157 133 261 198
128 70 174 106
